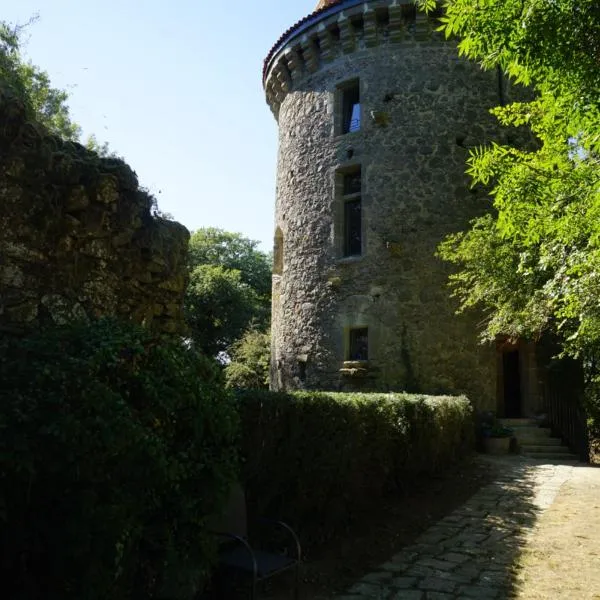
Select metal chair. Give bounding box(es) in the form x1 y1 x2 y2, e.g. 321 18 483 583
210 482 301 600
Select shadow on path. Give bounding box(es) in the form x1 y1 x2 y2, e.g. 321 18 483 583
337 456 579 599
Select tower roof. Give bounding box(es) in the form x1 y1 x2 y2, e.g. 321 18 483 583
315 0 340 8
263 0 348 83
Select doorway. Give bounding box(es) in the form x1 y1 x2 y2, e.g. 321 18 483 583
503 350 522 417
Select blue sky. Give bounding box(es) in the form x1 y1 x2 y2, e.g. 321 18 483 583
5 1 319 251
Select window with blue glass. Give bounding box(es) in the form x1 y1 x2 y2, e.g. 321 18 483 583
339 79 360 134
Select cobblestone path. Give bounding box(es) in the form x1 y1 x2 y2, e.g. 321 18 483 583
336 457 578 600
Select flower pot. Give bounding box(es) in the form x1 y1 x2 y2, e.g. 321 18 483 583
483 436 511 455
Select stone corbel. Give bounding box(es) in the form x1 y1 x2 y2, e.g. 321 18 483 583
415 12 430 41
363 7 378 48
301 35 320 73
284 47 303 83
317 23 333 62
338 13 356 54
388 3 405 43
275 65 292 93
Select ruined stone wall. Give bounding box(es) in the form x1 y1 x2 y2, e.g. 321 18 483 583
0 85 189 335
266 1 505 408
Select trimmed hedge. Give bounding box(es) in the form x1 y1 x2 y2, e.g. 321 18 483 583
237 391 474 544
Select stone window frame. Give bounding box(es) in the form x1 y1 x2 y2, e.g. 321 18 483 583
334 78 361 136
346 326 369 361
334 164 364 259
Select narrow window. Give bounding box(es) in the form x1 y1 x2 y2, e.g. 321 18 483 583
341 80 360 134
341 169 362 256
298 360 307 383
343 170 361 195
344 200 362 256
497 66 506 107
348 327 369 361
273 227 284 275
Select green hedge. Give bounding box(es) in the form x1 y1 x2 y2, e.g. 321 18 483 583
237 391 474 544
0 319 239 600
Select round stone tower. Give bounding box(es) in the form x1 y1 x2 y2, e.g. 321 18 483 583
263 0 505 408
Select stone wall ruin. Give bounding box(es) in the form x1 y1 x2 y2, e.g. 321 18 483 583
0 85 189 335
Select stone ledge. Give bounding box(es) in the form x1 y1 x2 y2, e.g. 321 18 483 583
339 359 370 377
336 254 365 266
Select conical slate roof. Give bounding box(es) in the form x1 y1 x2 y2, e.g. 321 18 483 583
315 0 339 8
263 0 346 83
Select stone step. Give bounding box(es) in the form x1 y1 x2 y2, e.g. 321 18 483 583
507 426 552 438
520 444 572 454
499 418 538 427
517 436 563 446
522 452 580 461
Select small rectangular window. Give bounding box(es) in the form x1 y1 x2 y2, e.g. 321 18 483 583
343 171 362 195
349 328 369 361
344 200 362 256
341 169 362 257
341 81 360 134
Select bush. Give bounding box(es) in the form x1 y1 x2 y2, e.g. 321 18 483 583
224 328 270 390
0 319 238 600
236 391 473 545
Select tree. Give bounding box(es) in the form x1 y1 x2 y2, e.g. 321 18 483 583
186 228 272 356
185 264 262 357
188 228 272 300
0 19 81 140
224 328 271 389
416 0 600 368
1 19 114 156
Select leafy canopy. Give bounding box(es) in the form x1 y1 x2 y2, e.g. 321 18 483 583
188 227 272 299
185 264 262 357
1 18 114 156
186 228 271 356
0 19 80 140
415 0 600 362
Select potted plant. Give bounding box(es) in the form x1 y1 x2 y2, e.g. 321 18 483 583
481 418 514 455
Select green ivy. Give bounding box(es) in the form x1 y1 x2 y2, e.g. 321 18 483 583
0 318 239 599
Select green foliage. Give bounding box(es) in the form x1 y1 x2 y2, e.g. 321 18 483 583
1 20 113 156
85 133 116 158
430 0 600 370
188 228 271 299
224 328 271 390
0 319 239 599
237 390 473 545
0 19 80 140
186 228 272 356
186 264 261 357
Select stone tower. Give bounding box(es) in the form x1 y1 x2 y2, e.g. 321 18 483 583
263 0 533 411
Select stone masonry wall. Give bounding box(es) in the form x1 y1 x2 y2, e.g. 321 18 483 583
0 85 189 335
267 2 505 408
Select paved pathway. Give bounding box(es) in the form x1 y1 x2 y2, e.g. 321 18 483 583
336 456 586 599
